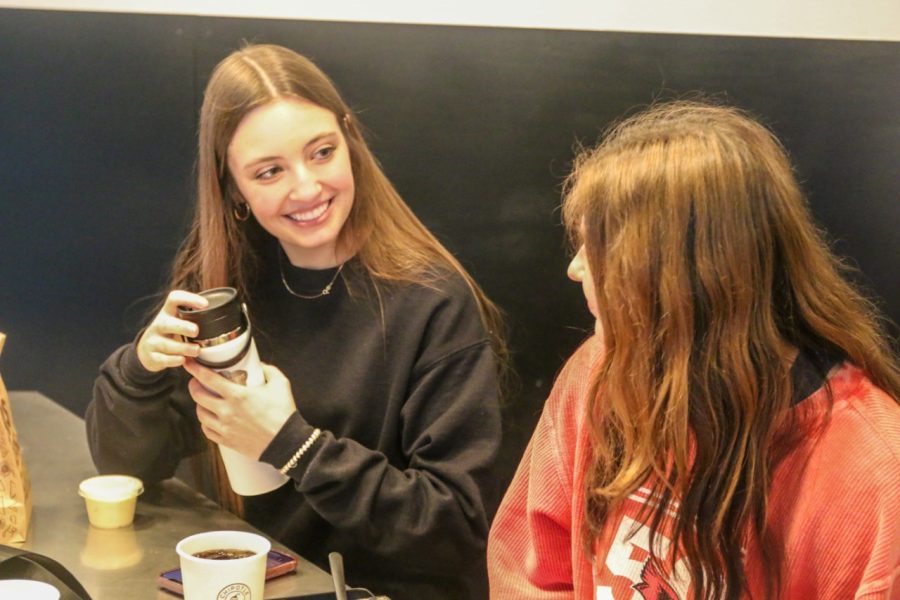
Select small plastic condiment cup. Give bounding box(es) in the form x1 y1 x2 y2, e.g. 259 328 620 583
78 475 144 529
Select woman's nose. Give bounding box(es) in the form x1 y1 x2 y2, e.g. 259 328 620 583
567 246 585 282
288 166 321 201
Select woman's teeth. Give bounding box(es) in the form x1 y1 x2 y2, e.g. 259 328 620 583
287 201 329 223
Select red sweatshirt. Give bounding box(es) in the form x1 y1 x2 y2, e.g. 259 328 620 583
488 337 900 599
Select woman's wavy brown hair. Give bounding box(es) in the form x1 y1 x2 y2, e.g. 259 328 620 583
167 43 508 515
562 100 900 599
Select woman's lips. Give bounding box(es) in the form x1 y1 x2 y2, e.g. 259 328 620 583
285 199 332 225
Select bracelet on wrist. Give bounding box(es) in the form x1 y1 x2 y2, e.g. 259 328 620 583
278 428 322 475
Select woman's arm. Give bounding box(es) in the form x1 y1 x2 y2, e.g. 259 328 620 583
488 338 600 599
85 342 201 483
260 340 501 564
487 389 577 598
86 290 209 482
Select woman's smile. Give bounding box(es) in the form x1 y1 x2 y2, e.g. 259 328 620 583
227 97 356 269
285 199 332 225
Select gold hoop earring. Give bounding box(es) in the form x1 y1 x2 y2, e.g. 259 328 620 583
233 201 251 222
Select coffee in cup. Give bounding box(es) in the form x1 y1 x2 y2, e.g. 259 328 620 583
175 530 270 600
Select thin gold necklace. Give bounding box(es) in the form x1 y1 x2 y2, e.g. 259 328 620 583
278 249 345 299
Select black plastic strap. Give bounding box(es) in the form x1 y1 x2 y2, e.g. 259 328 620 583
0 544 93 600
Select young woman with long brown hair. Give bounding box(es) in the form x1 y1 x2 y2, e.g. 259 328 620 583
488 100 900 599
86 43 506 599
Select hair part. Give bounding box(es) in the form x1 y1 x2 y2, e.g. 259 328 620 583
563 100 900 600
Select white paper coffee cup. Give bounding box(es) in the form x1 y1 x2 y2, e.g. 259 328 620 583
0 580 60 599
175 530 271 600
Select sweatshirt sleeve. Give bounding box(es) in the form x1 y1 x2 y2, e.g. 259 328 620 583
488 338 600 599
85 342 202 483
259 338 501 568
486 373 577 598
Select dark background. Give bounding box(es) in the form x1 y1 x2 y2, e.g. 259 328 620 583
1 8 898 485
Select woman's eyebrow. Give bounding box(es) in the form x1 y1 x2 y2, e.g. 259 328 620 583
241 132 337 171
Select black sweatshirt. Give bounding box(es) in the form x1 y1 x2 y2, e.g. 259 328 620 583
86 255 502 599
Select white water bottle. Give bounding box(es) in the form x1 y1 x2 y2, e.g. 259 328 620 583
178 287 289 495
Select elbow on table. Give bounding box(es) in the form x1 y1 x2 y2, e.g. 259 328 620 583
85 425 177 485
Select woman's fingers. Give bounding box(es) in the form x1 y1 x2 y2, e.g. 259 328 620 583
136 290 207 372
163 290 208 315
186 360 234 397
147 352 187 369
197 405 222 444
154 313 201 340
143 331 200 356
193 384 244 450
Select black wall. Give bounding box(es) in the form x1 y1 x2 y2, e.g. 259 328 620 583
1 9 898 482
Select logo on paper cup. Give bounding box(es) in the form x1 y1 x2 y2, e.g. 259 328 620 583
217 583 252 600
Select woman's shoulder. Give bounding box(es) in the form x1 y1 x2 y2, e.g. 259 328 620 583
364 264 482 318
355 264 490 355
769 364 899 592
543 336 603 427
791 363 900 486
387 264 472 297
554 336 603 392
827 363 900 459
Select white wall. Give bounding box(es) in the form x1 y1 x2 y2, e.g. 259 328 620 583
1 0 898 41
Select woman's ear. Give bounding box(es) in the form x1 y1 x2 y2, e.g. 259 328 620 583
342 113 359 138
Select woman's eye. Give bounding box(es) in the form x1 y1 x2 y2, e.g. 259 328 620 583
255 166 282 180
313 145 335 161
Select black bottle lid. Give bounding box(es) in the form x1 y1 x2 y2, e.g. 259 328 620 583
177 287 245 341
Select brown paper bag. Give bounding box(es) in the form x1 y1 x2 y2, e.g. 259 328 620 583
0 333 32 543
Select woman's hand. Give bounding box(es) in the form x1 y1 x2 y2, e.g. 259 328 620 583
184 360 298 459
136 290 207 372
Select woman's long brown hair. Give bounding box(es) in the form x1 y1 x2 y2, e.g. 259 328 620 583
167 44 508 515
562 100 900 600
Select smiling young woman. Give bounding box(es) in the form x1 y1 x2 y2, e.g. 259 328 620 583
86 43 508 600
225 98 356 269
